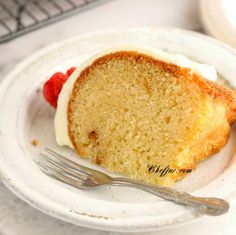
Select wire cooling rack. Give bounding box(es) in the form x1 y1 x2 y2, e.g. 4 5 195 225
0 0 103 43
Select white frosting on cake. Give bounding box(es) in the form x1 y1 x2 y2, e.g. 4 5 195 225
54 45 217 147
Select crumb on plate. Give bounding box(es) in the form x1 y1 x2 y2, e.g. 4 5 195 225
31 139 39 146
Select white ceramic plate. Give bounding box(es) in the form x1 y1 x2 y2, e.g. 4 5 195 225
1 28 236 232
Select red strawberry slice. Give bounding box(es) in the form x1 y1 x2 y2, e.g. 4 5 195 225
43 67 77 109
66 67 76 77
43 72 68 108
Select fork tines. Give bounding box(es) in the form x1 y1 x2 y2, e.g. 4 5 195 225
36 148 91 187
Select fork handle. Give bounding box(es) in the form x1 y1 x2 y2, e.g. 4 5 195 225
111 177 229 216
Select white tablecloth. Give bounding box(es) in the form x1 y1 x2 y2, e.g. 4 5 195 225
0 0 236 234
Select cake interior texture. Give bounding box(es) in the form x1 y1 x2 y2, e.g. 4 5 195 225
68 51 235 186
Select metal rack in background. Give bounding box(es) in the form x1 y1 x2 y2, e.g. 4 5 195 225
0 0 103 43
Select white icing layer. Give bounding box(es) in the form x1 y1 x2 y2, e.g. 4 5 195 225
54 45 217 147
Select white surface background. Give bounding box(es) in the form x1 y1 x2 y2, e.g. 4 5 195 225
0 0 236 234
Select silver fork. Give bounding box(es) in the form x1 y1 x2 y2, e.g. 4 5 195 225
36 148 229 216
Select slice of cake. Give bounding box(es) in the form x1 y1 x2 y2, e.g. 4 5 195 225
54 45 236 186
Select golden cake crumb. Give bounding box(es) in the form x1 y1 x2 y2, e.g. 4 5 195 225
31 139 39 146
67 51 236 186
